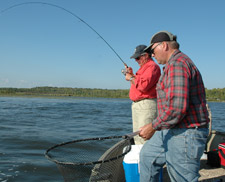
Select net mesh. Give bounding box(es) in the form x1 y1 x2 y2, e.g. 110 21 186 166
45 136 132 182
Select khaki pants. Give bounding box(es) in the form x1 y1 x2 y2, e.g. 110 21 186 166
132 98 157 145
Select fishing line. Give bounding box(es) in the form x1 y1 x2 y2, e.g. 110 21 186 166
0 1 127 67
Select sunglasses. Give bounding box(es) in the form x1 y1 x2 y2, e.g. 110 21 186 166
136 57 141 60
151 42 162 54
135 54 146 60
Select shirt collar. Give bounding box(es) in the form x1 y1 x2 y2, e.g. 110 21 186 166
163 50 181 71
168 50 181 63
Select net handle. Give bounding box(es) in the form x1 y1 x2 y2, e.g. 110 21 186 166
123 131 140 139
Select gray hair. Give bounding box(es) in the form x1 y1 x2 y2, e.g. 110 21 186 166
168 41 180 49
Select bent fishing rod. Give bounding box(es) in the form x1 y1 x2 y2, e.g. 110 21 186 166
0 1 128 68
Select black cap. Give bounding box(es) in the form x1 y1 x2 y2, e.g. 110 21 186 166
144 31 177 52
130 45 147 59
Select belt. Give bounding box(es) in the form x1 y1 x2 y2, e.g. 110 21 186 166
133 99 146 103
189 124 208 129
133 98 154 103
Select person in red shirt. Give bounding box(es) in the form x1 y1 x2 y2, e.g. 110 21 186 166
124 45 161 144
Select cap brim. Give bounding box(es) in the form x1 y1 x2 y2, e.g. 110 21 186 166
144 44 153 53
130 53 140 59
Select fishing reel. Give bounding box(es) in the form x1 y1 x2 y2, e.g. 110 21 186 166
121 68 127 76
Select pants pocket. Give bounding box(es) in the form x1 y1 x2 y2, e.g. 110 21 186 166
187 129 208 159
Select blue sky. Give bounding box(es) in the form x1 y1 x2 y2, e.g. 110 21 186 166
0 0 224 89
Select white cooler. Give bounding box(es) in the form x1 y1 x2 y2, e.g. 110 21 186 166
123 144 163 182
123 145 143 182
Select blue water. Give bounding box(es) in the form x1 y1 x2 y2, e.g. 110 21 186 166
0 97 224 182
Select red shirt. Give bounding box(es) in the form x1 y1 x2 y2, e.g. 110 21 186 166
129 59 161 101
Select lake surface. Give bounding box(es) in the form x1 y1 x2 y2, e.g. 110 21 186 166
0 97 224 182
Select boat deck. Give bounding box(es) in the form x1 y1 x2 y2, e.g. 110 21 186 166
162 159 225 182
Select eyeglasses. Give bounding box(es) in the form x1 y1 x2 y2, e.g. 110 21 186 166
136 57 141 60
151 42 162 54
135 54 146 61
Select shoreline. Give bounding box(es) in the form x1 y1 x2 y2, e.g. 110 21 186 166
0 94 225 102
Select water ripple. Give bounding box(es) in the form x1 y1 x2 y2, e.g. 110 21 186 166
0 97 223 182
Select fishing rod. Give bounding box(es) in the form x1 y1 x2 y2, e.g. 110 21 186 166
0 1 128 67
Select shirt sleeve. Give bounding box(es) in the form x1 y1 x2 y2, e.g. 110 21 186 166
134 65 160 93
152 60 190 130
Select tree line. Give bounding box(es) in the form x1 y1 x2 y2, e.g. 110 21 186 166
205 88 225 101
0 87 224 101
0 87 129 99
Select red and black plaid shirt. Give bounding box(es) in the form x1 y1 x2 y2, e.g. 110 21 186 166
152 50 209 130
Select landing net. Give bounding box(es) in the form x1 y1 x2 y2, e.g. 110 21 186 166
45 135 132 182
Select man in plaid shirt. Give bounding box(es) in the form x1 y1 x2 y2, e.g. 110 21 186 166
139 31 210 182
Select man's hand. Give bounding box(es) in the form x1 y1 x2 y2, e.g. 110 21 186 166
126 67 133 75
125 67 135 81
125 73 134 81
139 123 156 140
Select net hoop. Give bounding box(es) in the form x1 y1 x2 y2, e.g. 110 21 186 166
45 135 132 166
